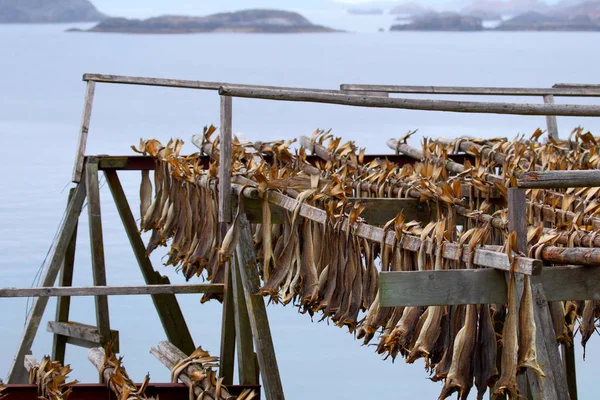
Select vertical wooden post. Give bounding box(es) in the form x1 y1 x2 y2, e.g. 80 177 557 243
562 334 578 400
219 95 233 224
231 255 259 385
51 188 79 364
72 80 96 183
104 170 195 355
543 95 559 140
219 262 236 385
236 214 285 400
6 181 87 383
85 158 111 348
507 188 531 399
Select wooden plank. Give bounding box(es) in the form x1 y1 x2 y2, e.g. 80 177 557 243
47 322 119 352
219 261 236 385
72 81 96 183
85 159 111 347
530 283 571 399
219 96 233 223
340 83 600 97
219 86 600 117
0 284 223 298
554 83 600 89
51 188 79 365
6 181 87 384
380 265 600 306
231 255 258 385
379 269 507 307
104 170 195 355
543 95 560 140
235 215 285 400
519 170 600 189
24 355 37 374
562 339 578 400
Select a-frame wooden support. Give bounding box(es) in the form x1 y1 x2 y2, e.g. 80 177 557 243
7 160 195 383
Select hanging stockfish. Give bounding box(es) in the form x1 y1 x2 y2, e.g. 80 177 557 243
517 275 546 377
27 356 78 400
439 304 477 400
474 305 499 399
493 273 520 399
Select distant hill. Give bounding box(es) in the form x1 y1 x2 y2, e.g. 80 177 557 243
496 2 600 30
0 0 106 23
72 9 337 34
389 2 434 16
391 12 484 31
348 8 384 15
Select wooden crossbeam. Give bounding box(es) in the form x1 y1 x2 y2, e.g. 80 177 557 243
379 265 600 307
219 86 600 117
0 284 223 298
519 170 600 189
47 322 119 352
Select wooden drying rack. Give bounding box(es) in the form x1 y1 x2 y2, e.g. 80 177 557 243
3 73 600 400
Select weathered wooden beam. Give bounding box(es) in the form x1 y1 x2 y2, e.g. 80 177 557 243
340 83 600 97
72 81 96 183
231 256 258 385
0 284 223 298
85 159 112 347
24 355 37 374
51 188 79 365
543 95 560 140
236 215 285 400
562 339 578 400
540 246 600 266
219 96 233 223
150 341 236 400
219 86 600 116
519 170 600 189
49 322 119 352
7 181 87 384
219 263 236 385
380 264 600 306
105 170 196 355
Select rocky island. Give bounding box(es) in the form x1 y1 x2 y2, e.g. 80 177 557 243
496 2 600 31
391 12 484 31
0 0 106 23
72 9 336 34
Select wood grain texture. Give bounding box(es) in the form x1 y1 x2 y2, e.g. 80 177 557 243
543 95 560 140
104 170 195 355
219 96 233 223
219 86 600 116
0 284 223 298
236 215 285 400
232 256 258 385
380 265 600 306
72 81 96 183
340 83 600 97
48 322 119 352
85 159 111 347
519 170 600 189
24 355 37 374
219 262 236 385
51 188 79 365
6 181 87 384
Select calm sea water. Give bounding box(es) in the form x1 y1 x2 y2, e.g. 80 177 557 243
1 19 599 399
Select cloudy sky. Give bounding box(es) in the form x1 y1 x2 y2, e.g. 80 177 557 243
91 0 560 18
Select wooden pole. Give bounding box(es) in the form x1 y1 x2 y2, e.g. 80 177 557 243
51 188 79 365
0 284 223 297
85 158 111 349
219 86 600 117
236 214 285 400
104 170 196 355
543 95 559 140
519 170 600 189
340 83 600 97
219 95 233 224
6 181 87 384
231 255 258 385
72 81 96 183
219 263 236 385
